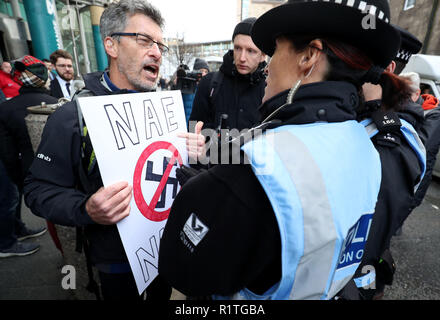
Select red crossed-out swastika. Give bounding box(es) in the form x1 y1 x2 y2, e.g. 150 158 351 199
133 141 183 222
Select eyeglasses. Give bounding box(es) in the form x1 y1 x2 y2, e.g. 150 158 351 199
56 64 73 69
111 32 169 55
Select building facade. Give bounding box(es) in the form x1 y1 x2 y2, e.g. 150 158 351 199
2 0 437 80
238 0 285 20
0 0 31 62
0 0 110 77
390 0 440 55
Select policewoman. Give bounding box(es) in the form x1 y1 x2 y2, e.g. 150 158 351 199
345 26 426 300
159 0 404 299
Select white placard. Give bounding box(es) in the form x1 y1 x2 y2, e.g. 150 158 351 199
78 90 188 294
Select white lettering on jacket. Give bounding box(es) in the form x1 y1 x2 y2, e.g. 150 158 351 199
37 153 51 162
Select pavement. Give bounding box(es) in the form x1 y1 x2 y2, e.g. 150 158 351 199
0 201 73 300
384 179 440 300
1 181 439 300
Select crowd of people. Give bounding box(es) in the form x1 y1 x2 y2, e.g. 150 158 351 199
1 0 439 301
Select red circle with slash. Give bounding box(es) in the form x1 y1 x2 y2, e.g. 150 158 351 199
133 141 183 222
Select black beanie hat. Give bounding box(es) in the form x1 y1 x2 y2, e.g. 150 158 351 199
193 58 209 72
232 17 257 40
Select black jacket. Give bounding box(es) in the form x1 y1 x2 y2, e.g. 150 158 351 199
24 72 129 265
49 78 65 99
412 101 440 208
0 87 58 188
398 100 426 143
189 50 266 131
159 81 362 297
342 100 424 300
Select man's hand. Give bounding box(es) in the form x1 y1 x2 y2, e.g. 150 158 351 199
177 121 206 160
362 83 383 102
85 181 132 225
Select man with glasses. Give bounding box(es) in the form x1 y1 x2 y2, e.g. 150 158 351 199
24 0 171 300
49 49 75 99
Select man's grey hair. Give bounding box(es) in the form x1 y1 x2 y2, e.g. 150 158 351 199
400 72 421 94
100 0 164 41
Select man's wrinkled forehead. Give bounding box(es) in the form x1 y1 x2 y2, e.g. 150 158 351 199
124 13 164 41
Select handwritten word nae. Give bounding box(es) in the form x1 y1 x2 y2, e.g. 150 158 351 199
104 97 178 151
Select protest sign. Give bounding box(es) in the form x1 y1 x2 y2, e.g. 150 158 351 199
78 90 188 294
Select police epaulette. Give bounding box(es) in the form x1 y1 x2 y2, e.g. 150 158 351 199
371 110 401 133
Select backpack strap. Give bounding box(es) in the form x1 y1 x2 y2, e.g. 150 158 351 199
76 103 97 179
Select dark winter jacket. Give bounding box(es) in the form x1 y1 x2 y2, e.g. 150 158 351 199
189 50 266 131
49 78 65 99
411 98 440 208
342 100 424 300
159 81 363 297
398 100 426 143
0 86 58 188
24 72 131 265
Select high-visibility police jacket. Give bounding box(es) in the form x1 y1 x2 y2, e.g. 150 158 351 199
215 120 382 300
159 81 382 299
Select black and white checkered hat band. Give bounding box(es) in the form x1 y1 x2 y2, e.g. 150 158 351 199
306 0 390 23
396 49 412 63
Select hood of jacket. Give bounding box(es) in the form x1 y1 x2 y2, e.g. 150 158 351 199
258 81 359 125
398 99 425 129
219 50 266 86
81 71 112 96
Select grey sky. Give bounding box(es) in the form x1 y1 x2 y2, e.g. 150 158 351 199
148 0 237 43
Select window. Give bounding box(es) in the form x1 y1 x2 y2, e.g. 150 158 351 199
403 0 416 10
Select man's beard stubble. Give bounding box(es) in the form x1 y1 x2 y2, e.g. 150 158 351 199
58 71 74 81
117 59 158 92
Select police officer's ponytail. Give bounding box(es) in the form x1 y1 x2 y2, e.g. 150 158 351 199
285 35 412 111
323 39 412 111
374 70 412 111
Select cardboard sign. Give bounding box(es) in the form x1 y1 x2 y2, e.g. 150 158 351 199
78 90 188 294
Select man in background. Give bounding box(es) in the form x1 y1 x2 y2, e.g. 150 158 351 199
49 49 74 99
0 60 20 99
189 17 266 132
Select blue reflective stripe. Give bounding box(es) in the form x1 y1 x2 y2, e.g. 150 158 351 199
400 119 426 184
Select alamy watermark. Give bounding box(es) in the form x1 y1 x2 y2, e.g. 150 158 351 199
361 6 377 30
61 265 76 290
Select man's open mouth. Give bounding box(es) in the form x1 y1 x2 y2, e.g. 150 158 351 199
143 64 159 78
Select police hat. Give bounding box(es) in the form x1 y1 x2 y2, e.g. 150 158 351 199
393 25 423 64
251 0 401 68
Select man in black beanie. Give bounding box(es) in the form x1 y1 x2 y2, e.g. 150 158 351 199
188 17 266 139
193 58 209 78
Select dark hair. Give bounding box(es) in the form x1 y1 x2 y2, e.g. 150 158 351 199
50 49 73 65
284 35 412 111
